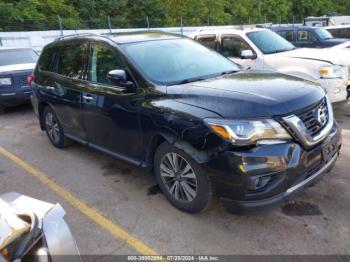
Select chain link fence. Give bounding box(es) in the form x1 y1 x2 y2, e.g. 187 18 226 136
0 15 303 32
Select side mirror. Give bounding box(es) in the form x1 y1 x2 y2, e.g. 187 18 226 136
107 69 135 90
240 50 257 59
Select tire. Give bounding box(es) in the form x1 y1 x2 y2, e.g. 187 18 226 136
154 142 212 213
43 106 72 148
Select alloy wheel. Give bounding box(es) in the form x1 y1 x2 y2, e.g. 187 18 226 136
45 112 60 144
160 152 198 202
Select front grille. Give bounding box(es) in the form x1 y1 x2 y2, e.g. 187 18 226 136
18 76 29 88
296 98 328 137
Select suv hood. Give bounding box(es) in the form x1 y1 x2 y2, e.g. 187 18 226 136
323 38 349 46
0 63 36 74
280 48 350 65
167 71 325 119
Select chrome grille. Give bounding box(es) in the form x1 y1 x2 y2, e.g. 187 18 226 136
296 98 328 137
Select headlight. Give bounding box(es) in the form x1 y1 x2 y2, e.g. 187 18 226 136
204 118 291 146
0 78 12 85
319 65 347 79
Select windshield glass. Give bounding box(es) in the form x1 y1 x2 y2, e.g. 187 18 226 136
247 30 295 54
122 38 240 85
0 49 38 66
314 28 333 40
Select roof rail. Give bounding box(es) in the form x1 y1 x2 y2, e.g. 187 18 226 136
54 32 100 41
101 29 165 36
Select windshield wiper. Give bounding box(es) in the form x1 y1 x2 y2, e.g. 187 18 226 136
220 70 238 76
177 77 206 84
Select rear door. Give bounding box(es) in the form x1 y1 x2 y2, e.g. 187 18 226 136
195 34 219 51
37 41 88 141
81 41 143 163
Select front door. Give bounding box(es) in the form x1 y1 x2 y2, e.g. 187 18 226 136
81 42 143 162
220 35 262 70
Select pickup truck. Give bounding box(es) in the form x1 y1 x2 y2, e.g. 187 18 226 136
191 28 350 103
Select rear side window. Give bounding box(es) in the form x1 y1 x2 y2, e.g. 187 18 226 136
221 35 253 58
276 30 294 42
196 35 217 50
57 43 87 79
37 47 57 72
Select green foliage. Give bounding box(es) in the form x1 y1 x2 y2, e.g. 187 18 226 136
0 0 350 31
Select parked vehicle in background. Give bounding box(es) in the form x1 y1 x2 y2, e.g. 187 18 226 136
270 25 349 48
0 47 38 114
192 28 350 103
326 25 350 39
31 32 341 214
304 14 350 27
0 192 80 261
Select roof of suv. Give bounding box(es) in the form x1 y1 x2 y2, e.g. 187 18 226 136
52 31 184 45
190 27 266 38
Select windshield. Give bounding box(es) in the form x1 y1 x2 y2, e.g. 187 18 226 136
246 30 295 54
314 28 333 40
0 49 38 66
122 38 240 85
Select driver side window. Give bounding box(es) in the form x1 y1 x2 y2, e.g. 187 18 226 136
89 43 124 85
221 35 252 58
297 31 316 43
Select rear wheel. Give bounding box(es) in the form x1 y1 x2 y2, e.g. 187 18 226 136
43 106 72 148
154 142 212 213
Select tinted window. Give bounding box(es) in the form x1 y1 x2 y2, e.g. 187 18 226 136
247 30 295 54
276 30 294 42
88 43 124 85
196 35 217 50
221 35 253 58
0 49 38 66
57 43 87 79
297 30 316 42
37 47 57 72
122 38 239 85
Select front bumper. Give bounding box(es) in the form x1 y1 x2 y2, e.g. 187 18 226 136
204 122 341 214
318 78 348 103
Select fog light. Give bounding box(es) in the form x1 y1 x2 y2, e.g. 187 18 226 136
247 176 271 191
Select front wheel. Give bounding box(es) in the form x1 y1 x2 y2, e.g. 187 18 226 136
43 106 72 148
154 142 212 213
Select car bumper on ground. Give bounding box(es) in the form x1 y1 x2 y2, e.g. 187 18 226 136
204 122 342 214
318 78 348 103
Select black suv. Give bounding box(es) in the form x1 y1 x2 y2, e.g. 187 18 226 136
31 32 341 213
270 25 348 48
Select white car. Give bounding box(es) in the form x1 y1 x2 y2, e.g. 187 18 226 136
191 28 350 103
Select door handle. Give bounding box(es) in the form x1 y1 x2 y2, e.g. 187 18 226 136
46 86 56 91
83 95 93 102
